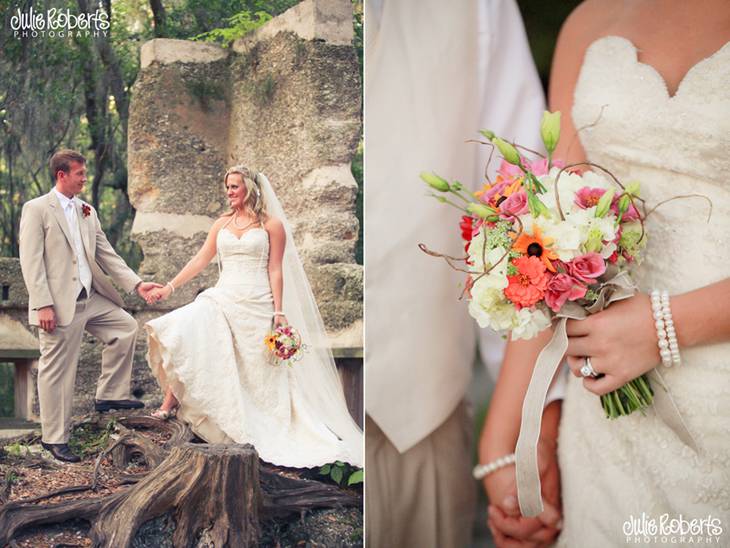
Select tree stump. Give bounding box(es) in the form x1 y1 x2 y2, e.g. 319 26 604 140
0 416 361 546
91 443 261 548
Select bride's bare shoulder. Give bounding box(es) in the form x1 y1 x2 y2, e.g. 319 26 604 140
550 1 622 99
263 216 284 233
561 0 622 39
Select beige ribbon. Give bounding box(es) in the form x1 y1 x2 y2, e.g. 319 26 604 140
514 269 699 517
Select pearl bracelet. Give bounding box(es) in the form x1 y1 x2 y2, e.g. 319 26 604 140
273 311 286 317
660 290 681 366
472 453 516 480
166 281 176 293
650 289 681 367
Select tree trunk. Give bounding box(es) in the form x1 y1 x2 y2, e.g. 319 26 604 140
91 443 261 547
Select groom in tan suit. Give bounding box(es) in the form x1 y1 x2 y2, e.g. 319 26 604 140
19 149 160 462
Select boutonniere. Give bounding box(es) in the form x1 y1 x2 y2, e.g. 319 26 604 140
81 204 91 218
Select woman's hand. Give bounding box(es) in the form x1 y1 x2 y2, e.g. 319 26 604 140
565 293 660 395
484 437 562 547
148 285 173 304
274 314 288 327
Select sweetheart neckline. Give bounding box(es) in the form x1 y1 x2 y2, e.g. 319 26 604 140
587 35 730 100
220 226 267 242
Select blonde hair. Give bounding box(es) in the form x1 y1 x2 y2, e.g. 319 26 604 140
223 165 267 221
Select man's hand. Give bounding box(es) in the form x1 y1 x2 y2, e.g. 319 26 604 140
136 282 163 303
484 437 562 547
148 285 172 304
37 306 57 333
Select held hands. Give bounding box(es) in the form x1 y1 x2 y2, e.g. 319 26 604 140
484 437 562 547
146 284 173 304
565 293 660 395
137 281 164 304
37 306 57 333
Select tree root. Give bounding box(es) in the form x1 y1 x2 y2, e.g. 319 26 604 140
0 416 360 547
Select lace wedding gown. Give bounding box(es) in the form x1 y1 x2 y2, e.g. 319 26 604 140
145 226 363 468
557 36 730 545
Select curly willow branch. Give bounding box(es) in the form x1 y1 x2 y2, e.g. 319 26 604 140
417 214 524 299
553 161 648 243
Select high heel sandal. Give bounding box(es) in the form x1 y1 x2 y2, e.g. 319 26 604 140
151 406 178 420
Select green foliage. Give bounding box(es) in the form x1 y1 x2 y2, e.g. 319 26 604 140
0 363 13 417
319 461 363 486
4 443 31 458
68 419 115 458
194 11 273 46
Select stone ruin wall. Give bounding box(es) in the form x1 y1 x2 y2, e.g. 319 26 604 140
0 0 362 419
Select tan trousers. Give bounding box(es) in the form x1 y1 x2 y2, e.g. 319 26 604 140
366 402 477 548
37 291 138 443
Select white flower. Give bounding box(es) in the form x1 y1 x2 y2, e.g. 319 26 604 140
537 215 584 261
511 307 552 340
535 206 618 262
539 168 612 214
468 246 510 290
469 277 516 331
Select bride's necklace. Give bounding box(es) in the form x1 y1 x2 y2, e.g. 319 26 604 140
232 212 256 231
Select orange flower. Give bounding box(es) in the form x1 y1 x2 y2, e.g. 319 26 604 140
504 256 550 309
512 225 559 272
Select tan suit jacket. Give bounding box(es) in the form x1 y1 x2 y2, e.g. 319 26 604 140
19 190 141 326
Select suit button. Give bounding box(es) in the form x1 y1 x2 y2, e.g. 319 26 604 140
72 259 77 264
72 277 77 281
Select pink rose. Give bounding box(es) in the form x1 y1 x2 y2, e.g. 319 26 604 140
567 253 606 284
481 179 509 204
497 159 524 180
524 157 563 176
499 191 529 219
544 273 587 313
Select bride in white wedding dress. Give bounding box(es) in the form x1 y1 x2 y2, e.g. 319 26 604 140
481 2 730 546
143 166 362 469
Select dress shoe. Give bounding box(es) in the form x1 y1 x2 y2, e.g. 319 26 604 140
41 442 81 463
95 399 145 412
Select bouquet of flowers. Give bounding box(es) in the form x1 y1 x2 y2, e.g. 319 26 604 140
420 111 652 418
264 323 307 366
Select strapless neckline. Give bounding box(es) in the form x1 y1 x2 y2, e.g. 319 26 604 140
220 226 267 242
586 35 730 100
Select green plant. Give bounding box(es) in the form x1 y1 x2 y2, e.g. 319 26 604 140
319 461 363 486
3 443 30 458
68 420 115 458
194 10 273 46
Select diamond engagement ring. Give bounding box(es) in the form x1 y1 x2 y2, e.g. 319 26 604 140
580 357 598 378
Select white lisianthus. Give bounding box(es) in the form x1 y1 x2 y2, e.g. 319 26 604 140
511 307 552 340
469 277 517 331
539 168 612 213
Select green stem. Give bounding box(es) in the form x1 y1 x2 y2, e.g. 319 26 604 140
449 188 473 204
432 196 470 213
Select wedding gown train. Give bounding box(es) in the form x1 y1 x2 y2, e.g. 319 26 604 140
556 36 730 545
145 225 363 469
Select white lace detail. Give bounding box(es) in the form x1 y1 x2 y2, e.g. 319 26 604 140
557 36 730 546
145 227 362 468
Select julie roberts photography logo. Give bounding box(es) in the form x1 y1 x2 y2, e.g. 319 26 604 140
9 3 110 39
624 513 724 544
